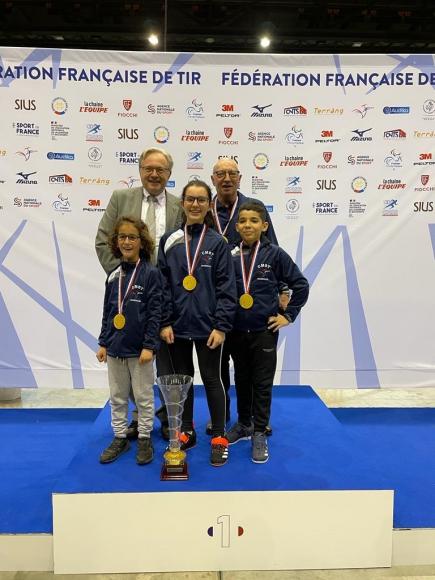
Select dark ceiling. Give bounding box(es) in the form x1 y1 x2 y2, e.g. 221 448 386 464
1 0 434 53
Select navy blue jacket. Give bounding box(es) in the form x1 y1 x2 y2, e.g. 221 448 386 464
231 237 309 332
98 259 162 357
214 191 278 249
158 224 237 340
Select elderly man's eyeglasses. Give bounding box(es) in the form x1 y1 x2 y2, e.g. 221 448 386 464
140 166 170 175
213 170 240 179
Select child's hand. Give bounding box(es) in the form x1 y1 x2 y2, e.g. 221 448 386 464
160 325 174 344
267 314 290 332
96 346 107 363
207 329 225 349
139 349 153 364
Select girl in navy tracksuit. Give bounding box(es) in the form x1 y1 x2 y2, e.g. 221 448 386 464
96 216 162 466
226 201 309 463
158 180 237 467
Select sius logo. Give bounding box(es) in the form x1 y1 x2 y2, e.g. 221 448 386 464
316 179 336 191
14 99 36 111
117 128 139 140
414 201 434 212
47 152 75 161
251 104 272 117
383 106 410 114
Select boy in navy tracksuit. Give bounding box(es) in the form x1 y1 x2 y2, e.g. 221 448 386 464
158 180 237 467
97 216 162 465
226 201 309 463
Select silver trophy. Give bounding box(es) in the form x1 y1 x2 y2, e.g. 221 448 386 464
156 374 193 480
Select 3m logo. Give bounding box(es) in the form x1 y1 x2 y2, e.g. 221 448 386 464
222 104 234 111
321 130 333 138
420 153 432 160
88 199 101 206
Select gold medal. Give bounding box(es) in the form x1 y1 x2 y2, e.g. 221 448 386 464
182 275 197 291
239 293 254 309
113 313 126 329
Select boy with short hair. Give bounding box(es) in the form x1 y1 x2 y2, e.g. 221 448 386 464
226 201 309 463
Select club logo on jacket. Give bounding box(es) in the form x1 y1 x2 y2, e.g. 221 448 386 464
255 263 272 280
200 250 214 267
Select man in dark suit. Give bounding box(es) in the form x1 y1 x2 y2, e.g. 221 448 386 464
95 147 183 439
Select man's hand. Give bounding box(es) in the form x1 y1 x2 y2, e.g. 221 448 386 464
267 314 290 333
207 329 225 349
160 325 174 344
96 346 107 363
139 348 154 364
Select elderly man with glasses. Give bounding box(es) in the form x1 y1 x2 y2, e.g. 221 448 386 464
95 147 183 440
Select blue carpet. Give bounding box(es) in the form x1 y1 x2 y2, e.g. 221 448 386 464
0 408 99 534
2 389 435 534
332 407 435 529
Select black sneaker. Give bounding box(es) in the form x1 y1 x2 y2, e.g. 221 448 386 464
251 432 269 463
210 436 229 466
126 420 138 441
100 437 130 464
179 430 197 451
155 406 170 441
136 437 154 465
225 421 254 445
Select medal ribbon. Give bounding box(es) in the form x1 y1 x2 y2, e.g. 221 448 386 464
240 240 260 295
117 259 141 315
184 224 207 276
212 197 237 237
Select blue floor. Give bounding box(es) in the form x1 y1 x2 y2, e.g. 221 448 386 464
1 387 435 533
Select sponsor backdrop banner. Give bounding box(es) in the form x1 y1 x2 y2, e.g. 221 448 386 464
0 47 434 389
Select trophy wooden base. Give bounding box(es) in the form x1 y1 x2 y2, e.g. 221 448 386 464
161 461 189 481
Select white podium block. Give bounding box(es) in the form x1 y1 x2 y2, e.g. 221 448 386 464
53 489 393 574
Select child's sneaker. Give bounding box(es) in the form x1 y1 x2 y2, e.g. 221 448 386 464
136 437 154 465
225 421 254 444
179 429 197 451
100 437 130 463
210 436 229 466
251 432 269 463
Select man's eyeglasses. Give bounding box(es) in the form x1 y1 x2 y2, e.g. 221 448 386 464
184 196 209 206
213 170 240 179
140 166 170 175
117 234 140 241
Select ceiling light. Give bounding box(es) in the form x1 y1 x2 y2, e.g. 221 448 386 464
260 36 271 49
148 34 159 46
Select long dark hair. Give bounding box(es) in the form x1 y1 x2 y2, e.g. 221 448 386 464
109 216 154 262
181 179 215 229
